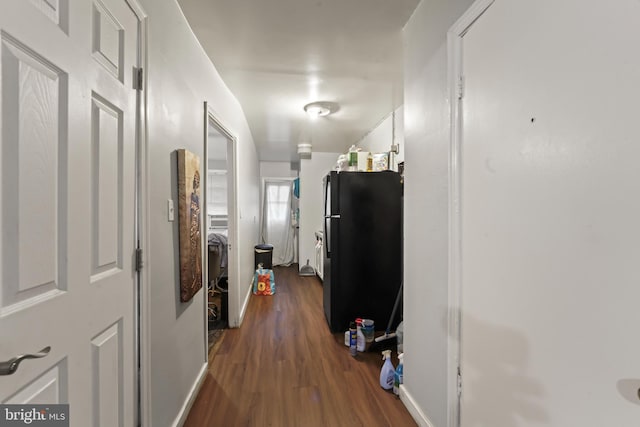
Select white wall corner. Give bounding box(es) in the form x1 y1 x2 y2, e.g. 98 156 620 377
400 386 437 427
171 362 208 427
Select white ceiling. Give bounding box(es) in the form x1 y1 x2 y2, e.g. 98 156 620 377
178 0 419 162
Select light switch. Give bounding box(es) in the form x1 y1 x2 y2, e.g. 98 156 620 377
168 199 175 221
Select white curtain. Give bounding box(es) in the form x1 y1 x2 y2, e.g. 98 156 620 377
261 179 295 266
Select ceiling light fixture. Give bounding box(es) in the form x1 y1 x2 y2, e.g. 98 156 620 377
297 143 312 159
303 101 339 119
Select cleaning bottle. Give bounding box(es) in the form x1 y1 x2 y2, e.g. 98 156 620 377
356 318 365 352
349 321 357 357
393 353 404 395
379 350 395 390
348 145 358 171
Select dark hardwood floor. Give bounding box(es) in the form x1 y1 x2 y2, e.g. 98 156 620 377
184 265 416 427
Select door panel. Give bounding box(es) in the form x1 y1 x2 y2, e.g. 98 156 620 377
92 0 125 81
91 321 123 427
459 0 640 425
29 0 68 33
1 33 68 310
91 93 123 280
5 361 67 404
0 0 139 425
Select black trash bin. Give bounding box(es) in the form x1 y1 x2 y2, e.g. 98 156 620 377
254 244 274 269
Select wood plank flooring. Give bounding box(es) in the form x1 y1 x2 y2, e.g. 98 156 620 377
184 265 416 427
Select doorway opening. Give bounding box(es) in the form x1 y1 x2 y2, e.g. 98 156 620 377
203 106 236 352
260 178 297 267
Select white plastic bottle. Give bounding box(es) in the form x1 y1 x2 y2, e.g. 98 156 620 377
393 353 404 395
356 320 365 352
379 350 395 390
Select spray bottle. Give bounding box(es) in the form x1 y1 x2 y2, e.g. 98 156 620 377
393 353 404 395
379 350 395 390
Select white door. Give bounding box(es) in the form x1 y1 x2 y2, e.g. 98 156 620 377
0 0 139 425
458 0 640 425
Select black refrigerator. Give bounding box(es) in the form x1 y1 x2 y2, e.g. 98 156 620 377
322 170 402 333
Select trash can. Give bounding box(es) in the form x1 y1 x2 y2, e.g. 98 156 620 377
254 244 274 269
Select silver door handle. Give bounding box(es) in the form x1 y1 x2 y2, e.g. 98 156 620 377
0 346 51 376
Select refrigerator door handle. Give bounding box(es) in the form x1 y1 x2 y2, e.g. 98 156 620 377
325 215 339 259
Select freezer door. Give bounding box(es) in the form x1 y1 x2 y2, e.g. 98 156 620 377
323 173 331 258
323 171 341 258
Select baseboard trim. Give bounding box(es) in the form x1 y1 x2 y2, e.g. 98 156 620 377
172 362 208 427
238 282 252 325
400 386 437 427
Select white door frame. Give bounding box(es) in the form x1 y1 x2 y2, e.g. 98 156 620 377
446 1 495 426
259 177 296 266
204 103 239 351
123 0 150 425
259 176 296 242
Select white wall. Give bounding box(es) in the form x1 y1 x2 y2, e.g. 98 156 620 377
299 153 339 273
140 0 260 425
402 1 474 426
260 161 299 179
356 106 405 168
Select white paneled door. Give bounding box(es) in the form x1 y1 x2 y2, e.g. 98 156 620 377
0 0 139 425
458 0 640 425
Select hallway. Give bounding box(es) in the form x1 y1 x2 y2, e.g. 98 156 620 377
184 265 415 426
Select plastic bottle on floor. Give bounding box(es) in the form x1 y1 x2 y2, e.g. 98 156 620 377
349 321 357 357
356 319 365 352
379 350 395 390
393 353 404 395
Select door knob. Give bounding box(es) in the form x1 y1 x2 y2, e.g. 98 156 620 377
0 346 51 376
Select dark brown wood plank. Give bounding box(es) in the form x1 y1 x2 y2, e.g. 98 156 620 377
184 265 416 427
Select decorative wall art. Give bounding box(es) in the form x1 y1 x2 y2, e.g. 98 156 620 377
177 149 202 302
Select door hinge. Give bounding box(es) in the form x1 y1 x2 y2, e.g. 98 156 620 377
135 248 143 272
134 67 144 90
457 74 465 99
457 367 462 397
